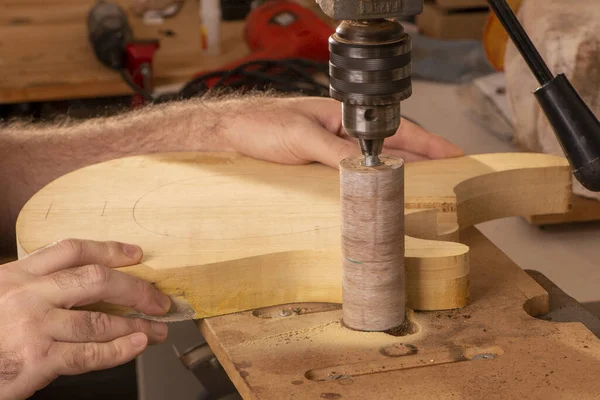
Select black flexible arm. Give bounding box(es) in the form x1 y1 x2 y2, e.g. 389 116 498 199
488 0 600 191
487 0 552 85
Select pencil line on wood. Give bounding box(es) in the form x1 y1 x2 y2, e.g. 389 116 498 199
45 201 53 220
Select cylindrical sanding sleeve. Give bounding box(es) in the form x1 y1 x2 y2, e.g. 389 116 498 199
340 155 405 332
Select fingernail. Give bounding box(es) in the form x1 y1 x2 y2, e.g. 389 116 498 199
156 291 171 312
122 243 142 260
151 322 168 337
130 333 147 347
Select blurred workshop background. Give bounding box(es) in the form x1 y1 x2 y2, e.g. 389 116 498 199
2 0 600 399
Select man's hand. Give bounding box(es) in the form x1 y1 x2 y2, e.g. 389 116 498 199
224 97 464 168
0 239 170 400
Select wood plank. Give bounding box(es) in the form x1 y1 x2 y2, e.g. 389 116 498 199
416 3 489 40
199 227 600 400
527 195 600 226
0 4 91 24
15 152 572 319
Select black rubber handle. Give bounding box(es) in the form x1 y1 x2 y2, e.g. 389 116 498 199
488 0 600 191
534 74 600 191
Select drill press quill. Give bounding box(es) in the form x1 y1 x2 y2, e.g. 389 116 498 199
317 0 423 166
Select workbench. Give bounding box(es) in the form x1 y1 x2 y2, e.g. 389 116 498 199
0 0 247 104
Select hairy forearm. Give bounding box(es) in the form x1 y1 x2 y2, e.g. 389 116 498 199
0 96 246 255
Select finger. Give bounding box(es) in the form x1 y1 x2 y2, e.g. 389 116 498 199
383 149 428 162
22 239 143 276
384 118 464 159
42 264 171 316
340 136 430 162
305 129 431 168
45 309 168 344
50 333 148 376
304 128 362 168
293 97 463 160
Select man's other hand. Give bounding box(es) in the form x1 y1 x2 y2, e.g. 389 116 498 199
225 97 464 169
0 239 171 400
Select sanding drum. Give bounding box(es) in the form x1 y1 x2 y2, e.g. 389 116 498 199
340 155 405 332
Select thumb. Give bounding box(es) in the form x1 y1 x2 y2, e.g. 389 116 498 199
305 129 362 169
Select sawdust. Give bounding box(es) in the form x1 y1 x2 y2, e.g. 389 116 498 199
252 303 341 319
320 393 342 399
385 317 419 337
233 310 423 350
308 310 423 348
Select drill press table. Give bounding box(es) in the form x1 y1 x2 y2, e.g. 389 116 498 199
198 227 600 399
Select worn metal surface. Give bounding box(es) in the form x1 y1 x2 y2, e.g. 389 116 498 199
177 343 238 399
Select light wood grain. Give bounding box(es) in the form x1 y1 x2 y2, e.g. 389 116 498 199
199 228 600 400
527 195 600 226
15 151 572 318
415 3 489 41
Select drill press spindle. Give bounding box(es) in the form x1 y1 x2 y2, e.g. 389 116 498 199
317 0 424 165
329 19 412 166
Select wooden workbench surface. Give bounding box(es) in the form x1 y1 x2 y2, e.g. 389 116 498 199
0 0 248 103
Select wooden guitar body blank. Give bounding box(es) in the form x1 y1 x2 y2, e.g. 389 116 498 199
16 151 572 320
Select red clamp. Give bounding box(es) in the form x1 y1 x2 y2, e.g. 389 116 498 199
125 40 160 107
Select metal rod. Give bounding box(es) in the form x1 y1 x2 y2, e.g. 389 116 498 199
487 0 553 85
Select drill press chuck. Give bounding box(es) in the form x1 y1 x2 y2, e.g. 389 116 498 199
328 20 412 166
